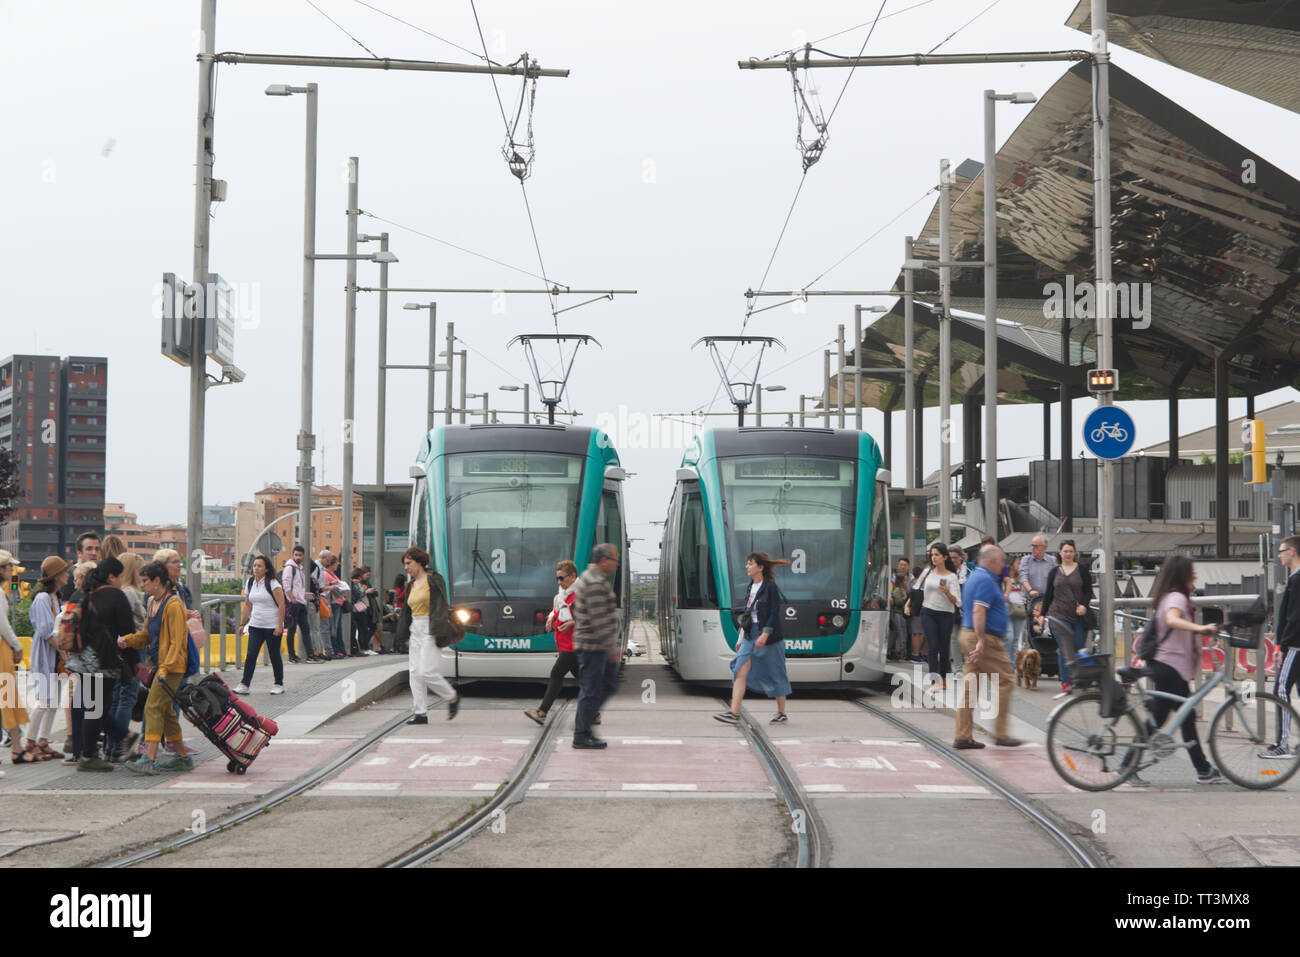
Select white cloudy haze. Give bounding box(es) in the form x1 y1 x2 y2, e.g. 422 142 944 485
4 0 1297 571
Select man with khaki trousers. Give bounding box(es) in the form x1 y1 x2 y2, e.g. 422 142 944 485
954 544 1023 749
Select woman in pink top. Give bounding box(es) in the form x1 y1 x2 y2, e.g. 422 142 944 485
1147 555 1227 784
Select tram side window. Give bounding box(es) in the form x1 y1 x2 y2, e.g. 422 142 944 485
862 481 890 607
412 477 430 555
598 490 624 600
677 487 718 609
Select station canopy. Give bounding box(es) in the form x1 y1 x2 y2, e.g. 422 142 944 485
838 59 1300 414
1066 0 1300 115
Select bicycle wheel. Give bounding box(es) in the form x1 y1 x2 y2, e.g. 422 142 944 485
1209 691 1300 789
1047 692 1147 791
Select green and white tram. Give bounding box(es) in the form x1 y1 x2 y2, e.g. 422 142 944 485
657 427 892 686
408 424 629 681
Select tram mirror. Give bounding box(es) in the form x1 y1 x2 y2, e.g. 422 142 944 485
675 468 698 482
876 469 892 485
604 466 628 481
409 463 427 479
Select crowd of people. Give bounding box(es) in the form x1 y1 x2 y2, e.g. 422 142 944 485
0 532 408 776
888 533 1102 694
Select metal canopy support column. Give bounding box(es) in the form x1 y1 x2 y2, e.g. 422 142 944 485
1043 397 1052 466
836 325 846 428
914 375 926 488
1169 383 1180 464
823 350 831 427
1216 354 1230 557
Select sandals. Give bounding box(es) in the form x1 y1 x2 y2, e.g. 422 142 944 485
37 740 64 760
10 747 40 765
523 709 546 726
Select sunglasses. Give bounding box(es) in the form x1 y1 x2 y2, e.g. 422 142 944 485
556 575 566 581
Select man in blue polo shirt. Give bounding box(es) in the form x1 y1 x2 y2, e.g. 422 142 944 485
953 544 1023 750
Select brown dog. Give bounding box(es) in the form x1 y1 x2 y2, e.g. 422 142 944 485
1016 648 1042 690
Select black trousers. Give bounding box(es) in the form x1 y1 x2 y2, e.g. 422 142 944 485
81 674 129 759
538 651 580 714
241 626 285 687
922 608 954 678
1146 658 1211 774
284 601 310 657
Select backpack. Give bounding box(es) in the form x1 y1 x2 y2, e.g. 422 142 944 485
54 585 107 653
1134 614 1161 661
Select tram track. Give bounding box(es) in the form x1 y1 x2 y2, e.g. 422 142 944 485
723 697 824 868
385 701 569 867
102 697 566 869
847 695 1102 868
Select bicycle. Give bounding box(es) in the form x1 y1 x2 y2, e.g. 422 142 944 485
1089 421 1129 444
1046 636 1300 790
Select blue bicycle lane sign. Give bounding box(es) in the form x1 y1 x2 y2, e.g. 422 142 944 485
1083 405 1136 459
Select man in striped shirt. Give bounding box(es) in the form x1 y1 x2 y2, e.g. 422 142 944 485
572 543 621 750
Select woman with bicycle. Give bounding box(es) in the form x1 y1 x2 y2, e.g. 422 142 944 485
1037 540 1093 692
1146 556 1226 784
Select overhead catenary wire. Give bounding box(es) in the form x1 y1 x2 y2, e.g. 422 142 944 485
351 0 488 62
304 0 381 58
759 0 941 60
924 0 1003 55
468 0 562 360
358 210 559 284
712 3 889 418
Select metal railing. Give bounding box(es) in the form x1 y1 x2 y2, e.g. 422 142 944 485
1102 595 1269 724
198 595 256 672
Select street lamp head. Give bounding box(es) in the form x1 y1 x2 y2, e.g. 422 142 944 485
499 385 521 392
403 303 425 311
1010 91 1037 104
371 251 398 264
265 84 294 96
764 385 787 393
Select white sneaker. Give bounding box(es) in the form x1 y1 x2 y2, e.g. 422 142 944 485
232 683 250 695
269 684 284 695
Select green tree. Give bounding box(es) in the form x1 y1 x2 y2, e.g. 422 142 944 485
0 447 19 523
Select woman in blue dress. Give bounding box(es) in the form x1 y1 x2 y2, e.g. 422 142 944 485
715 551 793 725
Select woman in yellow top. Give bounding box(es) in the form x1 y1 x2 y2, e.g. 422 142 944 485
395 547 459 723
117 561 195 774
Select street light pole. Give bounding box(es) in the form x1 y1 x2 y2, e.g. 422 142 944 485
186 0 217 612
1092 0 1116 656
342 155 359 643
904 235 916 490
373 231 389 581
982 89 1037 541
939 158 953 545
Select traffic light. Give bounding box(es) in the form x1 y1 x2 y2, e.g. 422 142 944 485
18 581 30 601
1242 419 1267 484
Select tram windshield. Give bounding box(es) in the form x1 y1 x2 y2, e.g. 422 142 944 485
718 454 857 605
445 451 584 602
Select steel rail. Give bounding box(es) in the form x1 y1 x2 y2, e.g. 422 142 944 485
848 696 1101 868
385 701 570 867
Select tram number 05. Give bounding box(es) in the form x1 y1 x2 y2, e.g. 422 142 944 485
830 599 848 610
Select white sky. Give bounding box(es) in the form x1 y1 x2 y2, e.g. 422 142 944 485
3 0 1298 572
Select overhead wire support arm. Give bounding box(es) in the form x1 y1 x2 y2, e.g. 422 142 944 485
354 287 635 295
739 50 1091 69
209 52 570 76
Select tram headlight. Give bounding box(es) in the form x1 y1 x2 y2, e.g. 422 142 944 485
832 614 845 629
454 608 474 625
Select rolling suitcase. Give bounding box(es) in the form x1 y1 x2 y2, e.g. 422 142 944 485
164 673 279 774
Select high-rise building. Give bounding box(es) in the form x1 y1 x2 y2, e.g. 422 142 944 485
0 355 107 574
